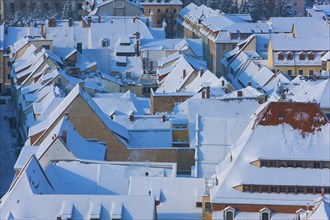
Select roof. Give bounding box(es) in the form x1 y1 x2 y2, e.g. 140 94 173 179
1 156 155 220
128 176 205 219
29 84 129 142
212 102 330 206
271 35 330 51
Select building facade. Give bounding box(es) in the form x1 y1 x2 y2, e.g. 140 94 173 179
141 0 182 38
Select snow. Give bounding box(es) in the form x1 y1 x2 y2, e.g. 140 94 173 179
128 176 204 219
211 103 330 206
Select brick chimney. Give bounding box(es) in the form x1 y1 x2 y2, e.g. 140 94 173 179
206 86 210 98
129 114 134 122
183 69 186 79
237 91 243 97
61 130 67 144
149 60 153 73
88 17 92 26
200 68 204 77
136 32 140 57
68 19 73 27
202 91 206 99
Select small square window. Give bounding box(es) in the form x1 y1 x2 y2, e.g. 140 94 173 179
298 70 304 75
173 8 177 13
157 9 161 14
165 9 169 13
287 70 292 76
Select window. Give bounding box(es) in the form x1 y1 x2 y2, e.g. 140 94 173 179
278 160 286 167
296 161 303 168
149 9 152 14
157 20 162 25
225 211 234 220
261 161 268 167
116 62 127 67
7 61 11 67
165 9 169 13
299 53 305 60
278 53 284 60
157 9 161 14
298 70 304 75
294 2 298 6
313 162 321 168
270 186 277 192
287 70 292 76
10 3 14 11
288 186 295 193
232 45 236 50
7 74 10 80
308 52 314 60
173 8 177 13
204 202 211 212
279 186 286 193
322 161 329 168
297 187 304 193
287 161 294 167
78 3 82 9
306 187 313 193
269 160 277 167
223 45 227 51
261 212 270 220
309 70 314 76
287 52 293 60
42 45 50 50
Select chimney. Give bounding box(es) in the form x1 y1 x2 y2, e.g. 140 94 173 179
221 80 225 87
247 81 252 87
312 74 317 81
129 114 134 122
41 24 44 35
98 16 101 23
237 90 243 97
142 58 146 71
133 16 138 23
88 16 92 26
146 18 150 27
68 19 73 27
256 87 261 91
61 130 67 144
162 115 166 122
77 43 82 54
321 187 325 197
202 91 206 99
183 69 186 79
306 203 310 211
206 86 210 98
149 60 153 73
48 18 56 27
200 68 204 77
136 32 140 57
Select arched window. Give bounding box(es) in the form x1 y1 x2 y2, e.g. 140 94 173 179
224 206 235 220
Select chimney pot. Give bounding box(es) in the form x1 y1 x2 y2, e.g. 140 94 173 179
247 82 252 87
237 90 243 97
256 87 261 91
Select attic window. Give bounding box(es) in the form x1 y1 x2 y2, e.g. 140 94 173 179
308 52 314 60
277 53 284 60
278 114 284 120
260 211 270 220
101 38 109 47
224 206 235 220
286 52 293 60
299 53 305 60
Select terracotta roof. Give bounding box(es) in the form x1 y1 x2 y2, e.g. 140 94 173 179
254 102 329 135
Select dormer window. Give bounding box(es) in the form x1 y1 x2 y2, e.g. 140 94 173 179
224 206 235 220
277 52 284 60
299 52 305 60
101 38 110 47
308 51 314 60
260 208 271 220
287 52 293 60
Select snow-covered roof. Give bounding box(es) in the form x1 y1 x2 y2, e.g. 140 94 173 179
1 157 156 220
271 35 330 51
29 84 129 142
285 79 330 109
128 176 205 219
211 102 330 206
140 0 183 6
156 54 207 93
93 90 145 116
